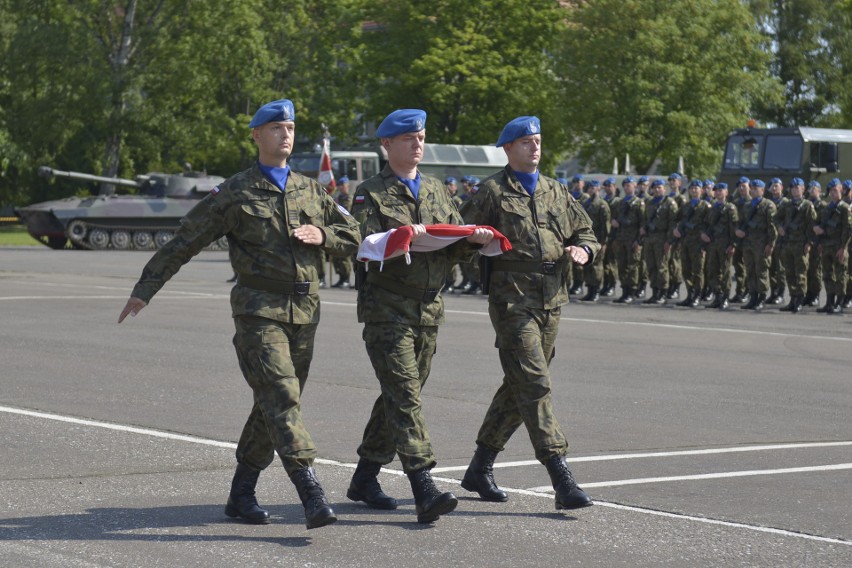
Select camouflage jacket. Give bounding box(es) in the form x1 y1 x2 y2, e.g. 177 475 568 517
334 190 354 213
739 197 777 247
459 167 600 310
774 199 816 245
131 164 361 324
609 195 645 242
676 199 711 243
815 201 851 249
582 194 611 245
351 165 474 326
643 196 678 242
703 201 739 247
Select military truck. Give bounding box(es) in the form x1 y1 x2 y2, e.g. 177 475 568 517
717 126 852 188
16 166 226 250
288 143 508 187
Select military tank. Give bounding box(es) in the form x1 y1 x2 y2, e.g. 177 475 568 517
16 166 228 250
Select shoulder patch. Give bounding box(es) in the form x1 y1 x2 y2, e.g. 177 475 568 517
210 185 220 195
354 195 366 204
337 204 351 216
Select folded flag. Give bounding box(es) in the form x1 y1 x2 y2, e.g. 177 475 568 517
357 224 512 268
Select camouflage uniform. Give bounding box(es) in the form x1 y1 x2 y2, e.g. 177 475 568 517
581 193 610 295
601 193 618 292
730 193 751 301
776 198 816 298
460 167 599 463
641 195 679 300
666 190 688 296
806 196 826 303
331 189 355 284
351 166 474 473
674 198 710 303
739 197 777 303
131 165 361 475
609 194 645 294
703 200 739 302
767 195 788 301
815 201 851 299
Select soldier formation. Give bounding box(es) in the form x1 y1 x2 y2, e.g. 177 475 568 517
441 172 852 314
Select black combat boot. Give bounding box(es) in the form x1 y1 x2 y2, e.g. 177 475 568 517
407 468 458 523
729 291 745 303
636 282 647 298
817 294 836 313
545 455 593 510
600 278 615 296
708 291 724 309
224 463 270 524
741 292 758 310
613 286 634 304
347 458 398 510
780 295 796 312
331 276 350 288
700 286 713 302
676 287 694 307
752 293 766 311
580 285 599 302
843 295 852 309
790 294 804 313
569 282 583 295
463 282 481 294
803 292 820 306
717 294 729 310
766 287 784 304
666 282 680 299
290 467 337 529
461 445 508 502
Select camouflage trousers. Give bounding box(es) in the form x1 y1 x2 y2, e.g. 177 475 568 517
705 242 732 296
668 242 683 284
780 242 809 296
582 244 605 287
643 238 670 290
769 243 785 292
476 302 568 463
680 239 706 292
820 244 849 295
232 315 317 476
357 322 438 473
807 245 823 296
332 255 353 281
732 246 746 295
743 242 771 295
612 239 641 288
603 242 617 285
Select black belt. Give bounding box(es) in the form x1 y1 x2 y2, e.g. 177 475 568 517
491 258 566 275
366 271 442 303
237 275 319 295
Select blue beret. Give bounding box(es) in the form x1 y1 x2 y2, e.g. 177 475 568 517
496 116 540 146
689 179 702 188
704 179 715 186
715 182 728 190
249 99 296 128
843 180 852 190
827 177 841 188
808 180 821 189
376 109 426 138
556 177 569 185
752 179 765 188
770 177 782 185
604 177 616 185
338 176 349 184
445 176 457 184
589 179 601 187
791 177 804 186
638 175 649 183
651 179 665 187
460 175 471 183
471 177 480 184
572 174 584 182
668 173 682 180
738 176 750 184
622 176 635 185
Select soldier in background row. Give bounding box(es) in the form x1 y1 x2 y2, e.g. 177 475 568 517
702 183 738 309
640 179 678 304
331 176 355 288
580 179 610 302
600 177 619 296
729 177 752 304
568 174 587 295
844 180 852 308
776 178 816 313
610 176 645 303
673 179 710 307
804 181 825 306
765 178 787 304
665 173 686 299
813 178 851 314
735 179 777 311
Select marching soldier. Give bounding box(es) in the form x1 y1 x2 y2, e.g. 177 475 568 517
673 179 711 307
813 178 851 313
765 178 787 304
734 179 777 310
610 176 645 303
640 179 679 304
568 174 587 295
580 180 611 302
665 173 687 299
776 178 816 313
804 181 825 306
701 183 738 309
729 177 752 304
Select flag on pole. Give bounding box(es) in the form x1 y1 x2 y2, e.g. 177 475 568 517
357 224 512 269
318 135 336 191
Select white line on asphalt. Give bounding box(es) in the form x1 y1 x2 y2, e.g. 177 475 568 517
430 441 852 473
524 462 852 491
2 403 850 547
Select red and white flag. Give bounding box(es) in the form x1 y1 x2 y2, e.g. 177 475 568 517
318 136 335 191
357 224 512 269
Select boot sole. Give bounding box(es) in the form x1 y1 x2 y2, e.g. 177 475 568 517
306 510 338 530
555 499 594 511
224 504 271 525
416 495 458 523
346 487 399 510
460 479 509 502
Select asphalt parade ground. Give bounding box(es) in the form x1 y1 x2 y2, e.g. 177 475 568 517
1 248 850 567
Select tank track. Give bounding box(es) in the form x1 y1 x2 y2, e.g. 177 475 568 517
65 219 228 251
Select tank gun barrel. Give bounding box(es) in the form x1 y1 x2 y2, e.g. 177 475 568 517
38 166 140 188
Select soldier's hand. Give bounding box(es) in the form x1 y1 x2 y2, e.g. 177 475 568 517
700 233 711 243
611 219 620 228
735 229 746 239
293 224 326 246
466 227 494 245
673 227 682 239
813 226 825 236
803 243 811 255
118 297 147 323
410 224 427 241
838 248 848 263
725 246 735 257
777 226 786 237
663 242 672 254
564 245 589 265
632 242 641 253
764 244 773 257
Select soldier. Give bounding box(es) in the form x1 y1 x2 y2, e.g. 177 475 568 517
701 183 738 309
665 173 687 299
348 109 493 523
765 177 787 304
813 178 851 313
459 115 598 511
635 175 651 296
568 174 587 295
729 177 752 304
699 179 717 300
580 179 610 302
804 181 825 306
673 179 711 307
776 178 816 313
600 177 619 296
844 180 852 308
639 179 679 304
117 99 361 530
444 176 461 292
734 179 777 310
331 176 355 288
610 176 645 303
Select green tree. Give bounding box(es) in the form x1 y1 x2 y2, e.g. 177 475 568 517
559 0 776 178
747 0 851 127
355 0 568 169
